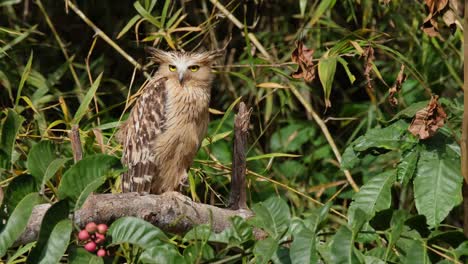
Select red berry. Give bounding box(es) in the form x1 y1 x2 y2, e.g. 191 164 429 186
97 248 106 257
84 241 97 252
78 230 90 241
97 224 108 234
85 222 97 234
95 232 106 244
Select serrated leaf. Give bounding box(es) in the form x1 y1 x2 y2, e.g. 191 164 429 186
414 150 462 228
57 154 121 207
318 55 337 108
27 141 56 184
249 197 291 239
0 193 43 257
72 72 103 125
0 109 24 169
253 237 278 264
348 170 395 226
108 217 168 249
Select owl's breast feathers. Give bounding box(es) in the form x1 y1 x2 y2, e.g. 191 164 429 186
119 77 210 194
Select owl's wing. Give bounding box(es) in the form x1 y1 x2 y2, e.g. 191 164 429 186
118 77 167 193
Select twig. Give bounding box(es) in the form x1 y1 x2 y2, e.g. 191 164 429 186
68 125 82 162
209 0 273 61
16 192 259 246
289 84 360 192
64 0 150 79
229 102 251 210
36 0 83 99
462 5 468 236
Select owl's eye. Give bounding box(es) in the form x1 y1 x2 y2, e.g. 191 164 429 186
169 65 177 72
189 65 200 72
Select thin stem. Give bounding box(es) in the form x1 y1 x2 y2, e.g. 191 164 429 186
289 84 360 192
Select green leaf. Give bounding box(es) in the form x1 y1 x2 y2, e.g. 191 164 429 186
0 109 24 169
27 141 56 184
27 200 70 263
201 131 232 147
74 177 106 211
208 216 253 246
247 153 301 161
385 210 410 261
6 242 35 264
15 51 33 109
117 15 141 39
290 219 318 264
140 244 186 264
402 240 430 264
330 226 362 264
253 237 278 264
183 224 211 242
270 124 315 152
72 72 103 125
2 174 37 215
397 148 419 186
183 242 214 263
318 55 337 107
57 154 121 207
0 193 43 257
69 247 104 264
414 149 462 228
108 217 168 249
133 1 161 27
389 100 429 122
41 158 71 190
337 57 356 84
250 197 291 239
348 170 395 225
308 0 336 26
27 219 72 264
353 120 410 152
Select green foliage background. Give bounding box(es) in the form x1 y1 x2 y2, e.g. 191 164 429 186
0 0 465 263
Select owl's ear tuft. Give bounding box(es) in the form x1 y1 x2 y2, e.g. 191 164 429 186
207 50 225 62
145 47 170 63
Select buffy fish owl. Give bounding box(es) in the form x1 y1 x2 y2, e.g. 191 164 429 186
117 48 223 194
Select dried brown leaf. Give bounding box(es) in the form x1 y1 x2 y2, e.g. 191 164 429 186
408 95 447 139
291 41 316 82
363 46 375 92
388 65 407 106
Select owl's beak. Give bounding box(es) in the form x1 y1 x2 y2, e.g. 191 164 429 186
178 71 185 84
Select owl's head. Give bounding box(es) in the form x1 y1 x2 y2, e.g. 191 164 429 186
146 48 224 86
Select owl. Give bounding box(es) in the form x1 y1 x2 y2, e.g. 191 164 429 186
117 48 223 194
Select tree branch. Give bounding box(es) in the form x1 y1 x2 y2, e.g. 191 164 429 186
16 192 256 245
229 102 251 210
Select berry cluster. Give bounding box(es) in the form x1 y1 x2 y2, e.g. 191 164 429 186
78 222 109 257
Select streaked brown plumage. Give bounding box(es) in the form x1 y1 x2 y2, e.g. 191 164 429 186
117 48 223 194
